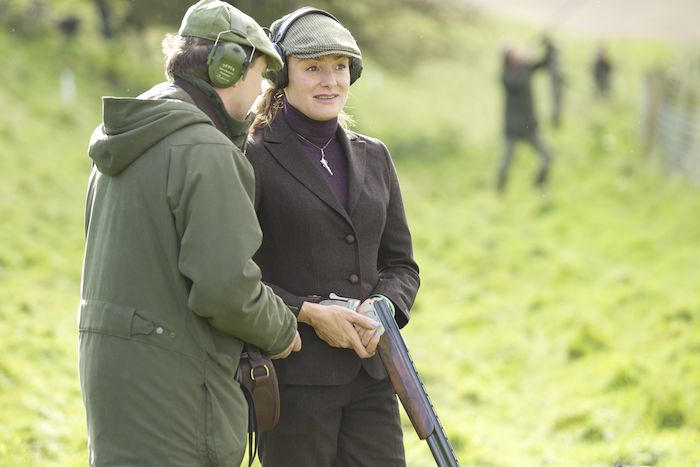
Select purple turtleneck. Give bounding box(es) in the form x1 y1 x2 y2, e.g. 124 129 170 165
283 98 349 210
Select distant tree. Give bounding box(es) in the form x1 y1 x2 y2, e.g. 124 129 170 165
94 0 113 39
57 14 80 38
1 0 50 36
119 0 190 32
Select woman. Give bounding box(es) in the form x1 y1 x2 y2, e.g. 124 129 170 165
246 7 420 466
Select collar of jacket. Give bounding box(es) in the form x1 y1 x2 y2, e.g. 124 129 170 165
174 75 253 151
262 113 367 220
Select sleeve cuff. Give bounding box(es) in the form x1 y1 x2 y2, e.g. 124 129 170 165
368 293 395 317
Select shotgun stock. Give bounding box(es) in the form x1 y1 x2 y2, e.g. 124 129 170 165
371 300 460 467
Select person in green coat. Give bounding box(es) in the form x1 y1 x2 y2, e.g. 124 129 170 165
78 1 301 466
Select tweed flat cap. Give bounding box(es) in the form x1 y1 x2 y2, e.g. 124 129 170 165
272 12 361 60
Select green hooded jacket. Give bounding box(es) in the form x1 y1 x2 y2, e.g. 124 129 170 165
79 82 296 467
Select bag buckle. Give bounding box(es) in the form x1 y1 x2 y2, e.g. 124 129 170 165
250 364 270 381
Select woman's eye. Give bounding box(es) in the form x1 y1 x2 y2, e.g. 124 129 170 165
305 65 319 72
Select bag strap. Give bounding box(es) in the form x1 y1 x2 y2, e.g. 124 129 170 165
238 344 260 467
237 342 280 464
246 343 264 362
240 378 259 467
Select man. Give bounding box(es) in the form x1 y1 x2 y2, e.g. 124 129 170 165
497 43 554 194
593 44 613 98
78 1 300 466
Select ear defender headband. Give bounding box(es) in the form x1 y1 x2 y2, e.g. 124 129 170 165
266 7 363 88
206 13 256 88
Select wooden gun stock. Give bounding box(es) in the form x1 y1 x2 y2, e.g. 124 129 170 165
373 300 460 467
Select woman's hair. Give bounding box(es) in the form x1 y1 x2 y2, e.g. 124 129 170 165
250 68 354 134
162 33 258 85
251 87 286 132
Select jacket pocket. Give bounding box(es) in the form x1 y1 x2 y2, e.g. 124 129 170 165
202 376 247 466
78 299 154 338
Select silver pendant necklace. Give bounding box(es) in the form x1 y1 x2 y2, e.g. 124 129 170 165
296 133 334 176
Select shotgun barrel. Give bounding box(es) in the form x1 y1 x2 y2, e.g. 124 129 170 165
372 300 459 467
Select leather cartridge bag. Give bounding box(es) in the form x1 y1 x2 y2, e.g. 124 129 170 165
237 344 280 431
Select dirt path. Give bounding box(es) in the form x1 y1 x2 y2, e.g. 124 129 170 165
469 0 700 42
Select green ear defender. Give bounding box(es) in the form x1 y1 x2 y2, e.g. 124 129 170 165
207 41 249 88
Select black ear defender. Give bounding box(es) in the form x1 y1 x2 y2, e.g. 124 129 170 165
266 7 363 89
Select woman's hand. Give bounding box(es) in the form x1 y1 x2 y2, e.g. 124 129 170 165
355 297 383 357
298 301 380 358
268 331 302 359
355 325 381 357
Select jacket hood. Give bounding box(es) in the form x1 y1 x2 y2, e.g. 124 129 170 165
88 84 212 175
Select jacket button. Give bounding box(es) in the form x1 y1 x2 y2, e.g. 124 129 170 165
349 274 359 284
345 234 355 244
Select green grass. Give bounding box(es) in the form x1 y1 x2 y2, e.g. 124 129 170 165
1 10 699 467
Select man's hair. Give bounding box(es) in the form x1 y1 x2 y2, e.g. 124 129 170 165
162 33 257 85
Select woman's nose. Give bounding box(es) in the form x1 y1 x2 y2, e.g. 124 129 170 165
319 67 337 86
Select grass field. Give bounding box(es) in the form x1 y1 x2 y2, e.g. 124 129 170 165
1 9 699 467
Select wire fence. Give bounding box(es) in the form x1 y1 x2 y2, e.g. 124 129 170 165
640 65 700 186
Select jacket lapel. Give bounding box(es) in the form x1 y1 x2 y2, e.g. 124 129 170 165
341 130 367 216
263 116 350 221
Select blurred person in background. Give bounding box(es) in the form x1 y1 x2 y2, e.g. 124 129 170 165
78 1 301 465
593 43 613 98
246 7 420 466
543 34 565 128
497 41 554 194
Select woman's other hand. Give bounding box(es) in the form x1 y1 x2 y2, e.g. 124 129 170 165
355 296 384 356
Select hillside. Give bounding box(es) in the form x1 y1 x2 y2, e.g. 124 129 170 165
469 0 700 41
1 9 699 467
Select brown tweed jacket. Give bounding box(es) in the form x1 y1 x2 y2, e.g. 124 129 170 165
246 113 420 385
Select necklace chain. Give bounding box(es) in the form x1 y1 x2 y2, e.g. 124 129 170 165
296 133 334 176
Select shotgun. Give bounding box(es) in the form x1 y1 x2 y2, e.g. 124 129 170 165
320 294 460 466
365 299 460 467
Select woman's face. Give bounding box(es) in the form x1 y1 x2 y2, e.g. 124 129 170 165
285 55 350 121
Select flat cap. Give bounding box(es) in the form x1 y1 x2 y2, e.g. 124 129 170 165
179 0 283 70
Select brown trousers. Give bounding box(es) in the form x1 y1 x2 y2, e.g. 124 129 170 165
259 368 405 466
